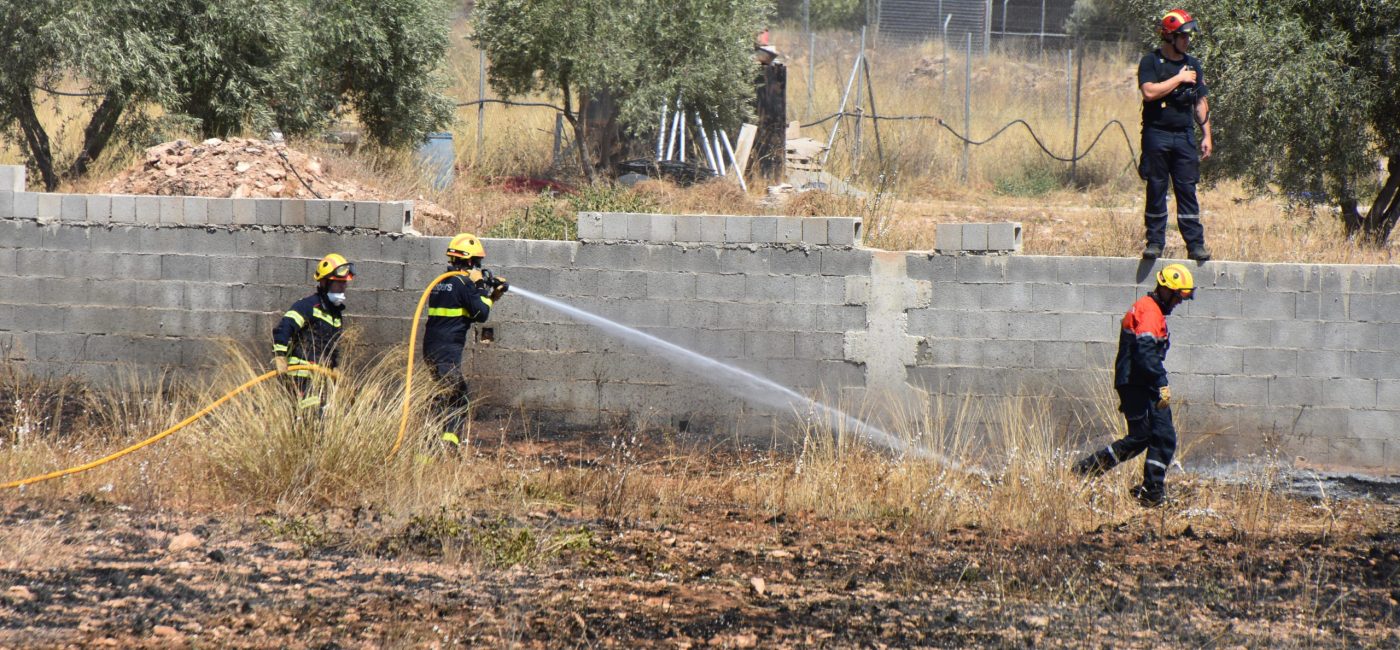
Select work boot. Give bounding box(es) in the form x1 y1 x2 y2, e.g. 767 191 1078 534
1073 451 1113 478
1131 484 1165 508
1142 242 1163 259
1187 244 1212 262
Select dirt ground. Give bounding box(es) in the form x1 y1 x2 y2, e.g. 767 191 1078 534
2 434 1397 650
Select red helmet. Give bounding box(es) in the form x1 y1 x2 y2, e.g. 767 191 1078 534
1160 9 1199 36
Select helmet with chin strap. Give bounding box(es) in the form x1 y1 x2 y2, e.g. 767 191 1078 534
1160 9 1199 39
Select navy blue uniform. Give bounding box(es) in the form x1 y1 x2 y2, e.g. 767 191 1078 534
1076 293 1178 502
272 291 345 409
1139 49 1208 250
424 274 493 442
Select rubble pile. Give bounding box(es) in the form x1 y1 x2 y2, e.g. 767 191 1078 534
100 138 456 230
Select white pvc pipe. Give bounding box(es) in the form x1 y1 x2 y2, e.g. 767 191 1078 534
656 103 668 160
695 115 719 175
720 130 747 192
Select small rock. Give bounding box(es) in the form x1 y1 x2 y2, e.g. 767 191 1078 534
1023 615 1049 628
203 138 224 147
169 532 202 553
732 633 758 648
153 625 179 637
749 577 766 597
235 162 252 174
207 549 226 563
769 550 793 560
4 586 34 602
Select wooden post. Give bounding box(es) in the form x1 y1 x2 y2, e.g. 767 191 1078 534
752 61 787 183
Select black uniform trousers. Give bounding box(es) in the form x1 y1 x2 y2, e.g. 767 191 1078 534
1141 127 1205 249
425 343 471 443
1079 386 1177 496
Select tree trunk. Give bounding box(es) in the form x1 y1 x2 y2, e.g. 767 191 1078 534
1361 154 1400 245
66 92 125 181
561 85 596 184
10 89 58 191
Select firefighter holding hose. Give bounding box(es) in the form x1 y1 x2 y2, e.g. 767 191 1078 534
425 233 508 447
273 253 353 412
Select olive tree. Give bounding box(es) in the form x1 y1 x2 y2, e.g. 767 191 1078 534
474 0 771 178
0 0 455 190
1072 0 1400 245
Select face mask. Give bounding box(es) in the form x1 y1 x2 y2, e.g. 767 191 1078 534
326 292 346 306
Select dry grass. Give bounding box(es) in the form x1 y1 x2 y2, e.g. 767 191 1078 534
0 353 1349 544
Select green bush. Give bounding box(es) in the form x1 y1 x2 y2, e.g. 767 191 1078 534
993 161 1064 197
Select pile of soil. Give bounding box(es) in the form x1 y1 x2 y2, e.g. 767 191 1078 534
99 138 456 230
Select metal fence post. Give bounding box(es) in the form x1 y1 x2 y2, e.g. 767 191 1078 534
1065 48 1073 131
1039 0 1047 55
962 32 972 185
1071 44 1085 185
477 49 485 163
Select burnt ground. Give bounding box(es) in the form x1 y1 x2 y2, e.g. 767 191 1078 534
1 440 1398 649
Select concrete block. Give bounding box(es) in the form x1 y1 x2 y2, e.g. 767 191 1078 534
775 217 803 244
674 215 702 242
1269 377 1323 407
36 192 61 219
1214 376 1269 405
161 255 211 281
714 247 773 275
828 217 860 246
59 194 87 222
646 272 696 299
154 195 182 224
0 165 24 192
596 270 648 299
1332 434 1391 468
648 214 675 242
987 222 1023 251
231 198 256 225
1242 348 1296 376
40 223 90 253
1191 346 1243 375
1296 349 1349 378
377 201 409 232
521 239 578 268
696 273 745 301
1079 284 1137 312
599 213 627 240
573 242 647 270
1378 379 1400 408
1322 322 1379 351
749 216 779 243
1265 265 1320 292
960 223 988 251
34 333 87 361
207 257 261 284
1269 320 1326 349
724 216 753 243
0 191 13 219
252 199 280 226
792 275 836 304
801 218 829 245
1028 283 1082 312
83 194 112 224
795 332 846 360
820 248 869 276
1349 351 1400 380
624 212 651 240
110 195 136 223
976 282 1034 311
699 215 726 243
328 201 355 228
1031 341 1090 369
134 195 160 224
1006 312 1063 341
1059 312 1115 342
954 256 1009 283
13 192 38 219
551 268 600 296
1323 378 1377 409
743 275 797 303
349 201 378 229
304 200 331 228
576 212 604 239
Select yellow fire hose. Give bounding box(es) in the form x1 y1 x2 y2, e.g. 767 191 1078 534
1 364 340 490
387 270 470 459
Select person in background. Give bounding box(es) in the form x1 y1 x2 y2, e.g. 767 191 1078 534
273 253 353 412
424 233 508 447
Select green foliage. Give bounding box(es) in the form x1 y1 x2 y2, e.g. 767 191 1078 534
392 509 594 568
474 0 772 136
0 0 454 189
994 161 1063 197
1194 0 1397 228
486 193 576 240
486 184 661 240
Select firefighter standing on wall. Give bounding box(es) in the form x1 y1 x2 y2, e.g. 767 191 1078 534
1138 8 1213 262
273 253 353 411
425 233 508 447
1074 264 1196 507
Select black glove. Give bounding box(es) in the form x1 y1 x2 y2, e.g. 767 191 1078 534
490 278 509 301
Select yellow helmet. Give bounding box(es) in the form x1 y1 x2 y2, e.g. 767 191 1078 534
1156 263 1194 299
314 253 355 282
447 233 485 260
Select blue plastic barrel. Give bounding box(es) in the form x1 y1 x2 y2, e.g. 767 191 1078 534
417 132 456 191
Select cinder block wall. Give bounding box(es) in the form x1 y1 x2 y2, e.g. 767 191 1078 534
0 170 1395 471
